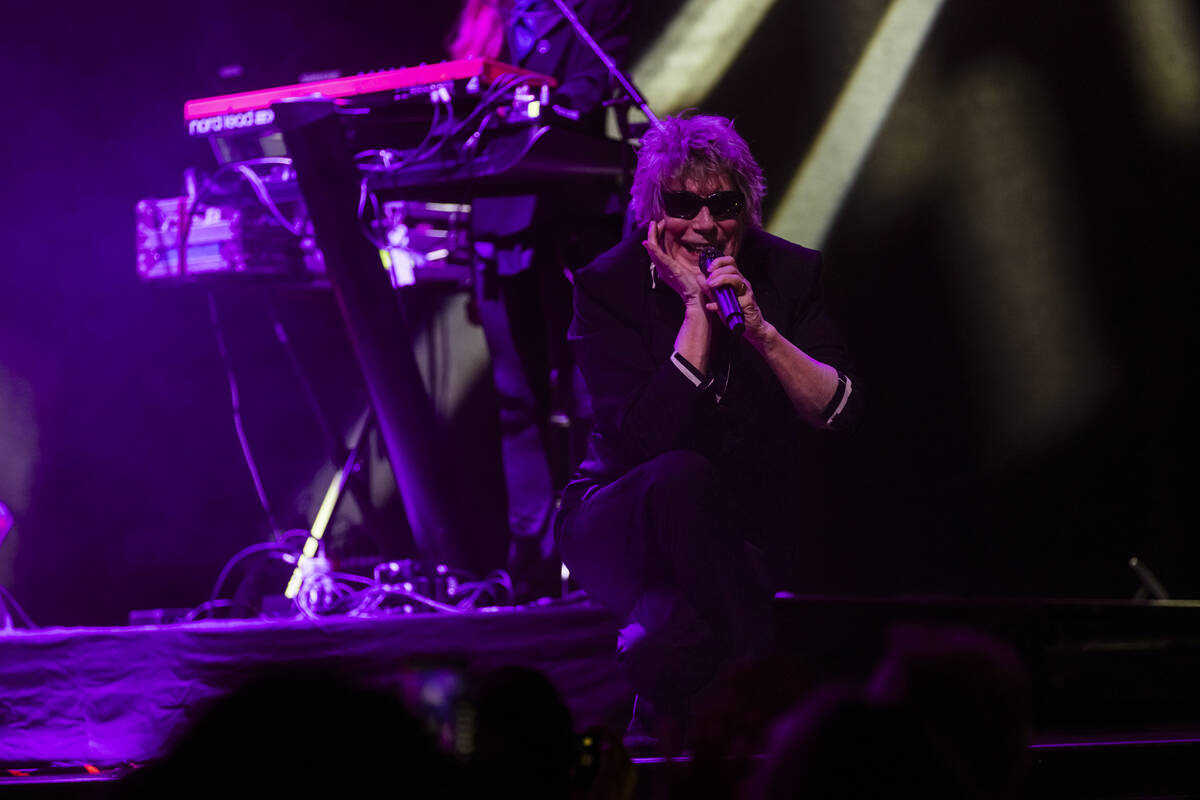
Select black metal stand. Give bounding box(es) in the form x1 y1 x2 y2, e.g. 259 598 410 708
549 0 659 125
275 99 508 576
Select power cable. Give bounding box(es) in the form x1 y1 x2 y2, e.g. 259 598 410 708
207 292 283 540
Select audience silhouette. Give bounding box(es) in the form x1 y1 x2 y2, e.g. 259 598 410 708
106 623 1030 800
112 662 453 799
868 624 1033 800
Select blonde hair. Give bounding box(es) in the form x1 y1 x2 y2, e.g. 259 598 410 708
447 0 509 60
630 114 766 228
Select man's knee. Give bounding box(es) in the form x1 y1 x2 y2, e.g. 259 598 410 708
641 450 720 506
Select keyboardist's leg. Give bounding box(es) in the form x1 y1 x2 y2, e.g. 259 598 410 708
471 231 560 599
470 192 621 600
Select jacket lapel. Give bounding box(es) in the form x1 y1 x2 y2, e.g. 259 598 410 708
742 229 785 331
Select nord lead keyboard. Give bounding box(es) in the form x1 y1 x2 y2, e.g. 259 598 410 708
183 57 556 137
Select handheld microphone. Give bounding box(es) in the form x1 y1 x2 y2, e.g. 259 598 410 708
700 247 745 335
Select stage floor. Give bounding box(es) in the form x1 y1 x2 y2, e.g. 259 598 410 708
0 601 631 768
6 593 1200 792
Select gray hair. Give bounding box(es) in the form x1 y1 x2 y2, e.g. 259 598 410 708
629 114 767 228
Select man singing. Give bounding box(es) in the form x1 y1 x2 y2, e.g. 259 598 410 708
554 114 860 737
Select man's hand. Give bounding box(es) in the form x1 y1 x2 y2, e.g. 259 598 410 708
704 256 775 346
643 220 708 307
704 256 841 426
644 220 713 373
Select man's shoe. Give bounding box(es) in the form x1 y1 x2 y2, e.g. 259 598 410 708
623 695 659 756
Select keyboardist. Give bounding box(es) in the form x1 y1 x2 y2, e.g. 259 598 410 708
446 0 632 600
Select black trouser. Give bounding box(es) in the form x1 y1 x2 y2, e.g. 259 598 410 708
473 194 620 547
555 450 774 711
475 263 567 542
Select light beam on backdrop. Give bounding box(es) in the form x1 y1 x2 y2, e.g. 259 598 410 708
1112 0 1200 143
757 0 1106 459
767 0 946 247
946 61 1111 461
626 0 778 119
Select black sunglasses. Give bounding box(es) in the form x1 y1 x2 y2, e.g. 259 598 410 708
661 189 746 221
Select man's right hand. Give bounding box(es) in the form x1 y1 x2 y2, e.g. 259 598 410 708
644 221 713 375
643 220 708 308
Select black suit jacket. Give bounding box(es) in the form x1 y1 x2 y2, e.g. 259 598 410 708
566 226 857 490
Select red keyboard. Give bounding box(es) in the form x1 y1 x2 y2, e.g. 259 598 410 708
184 58 556 136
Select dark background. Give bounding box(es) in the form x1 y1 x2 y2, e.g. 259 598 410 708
1 1 1194 625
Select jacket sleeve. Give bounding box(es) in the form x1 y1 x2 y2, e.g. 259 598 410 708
570 263 717 462
551 0 632 118
782 251 862 430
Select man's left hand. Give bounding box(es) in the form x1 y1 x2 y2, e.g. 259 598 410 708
704 257 774 345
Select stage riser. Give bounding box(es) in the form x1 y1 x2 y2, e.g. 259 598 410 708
772 597 1200 735
628 742 1200 800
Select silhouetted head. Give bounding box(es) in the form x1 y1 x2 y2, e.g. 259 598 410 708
115 662 451 798
746 685 968 800
869 624 1033 800
468 665 575 800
